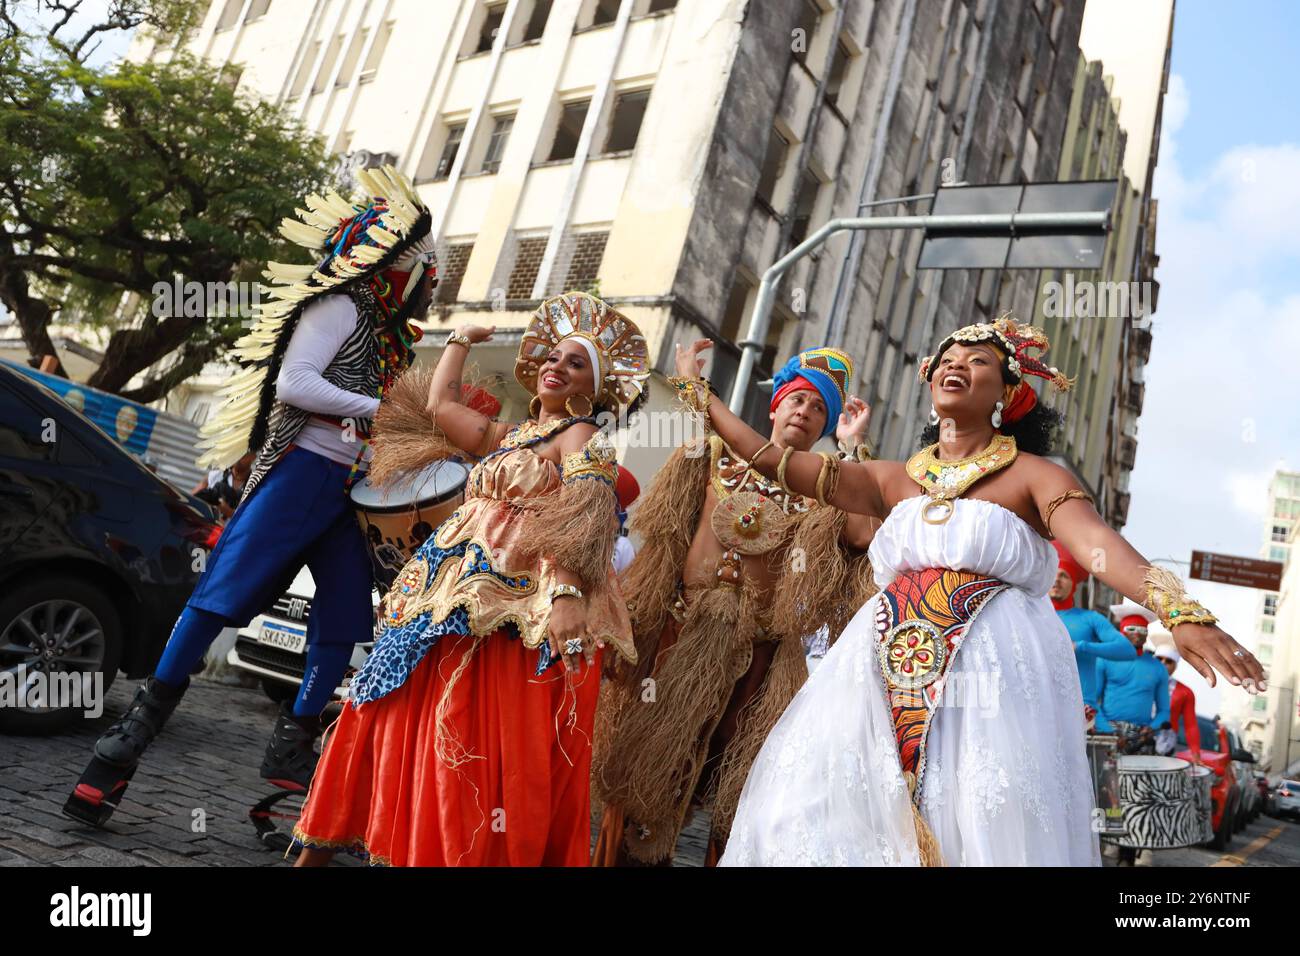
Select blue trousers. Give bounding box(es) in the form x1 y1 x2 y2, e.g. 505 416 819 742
156 447 373 713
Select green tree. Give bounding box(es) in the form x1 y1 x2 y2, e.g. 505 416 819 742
0 0 338 401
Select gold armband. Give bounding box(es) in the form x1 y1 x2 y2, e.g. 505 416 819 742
815 452 841 507
1142 565 1219 630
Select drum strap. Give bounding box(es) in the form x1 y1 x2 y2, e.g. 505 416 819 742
875 568 1007 804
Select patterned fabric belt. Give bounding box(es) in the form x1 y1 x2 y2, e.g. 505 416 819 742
873 568 1008 803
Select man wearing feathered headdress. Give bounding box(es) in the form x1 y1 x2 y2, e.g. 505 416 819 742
591 346 878 866
68 167 437 825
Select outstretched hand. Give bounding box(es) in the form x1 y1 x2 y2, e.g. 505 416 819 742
675 339 713 378
836 395 871 446
1171 622 1266 693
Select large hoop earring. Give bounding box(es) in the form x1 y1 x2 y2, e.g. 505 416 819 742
991 400 1004 429
928 407 940 426
564 394 594 418
529 395 542 420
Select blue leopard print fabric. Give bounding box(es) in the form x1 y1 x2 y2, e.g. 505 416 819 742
349 531 552 706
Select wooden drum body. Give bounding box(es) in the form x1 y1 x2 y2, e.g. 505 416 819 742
349 460 470 591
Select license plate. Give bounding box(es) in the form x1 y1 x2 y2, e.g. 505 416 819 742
257 621 306 654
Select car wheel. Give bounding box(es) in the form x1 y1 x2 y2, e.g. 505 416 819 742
0 574 123 734
260 676 297 704
1208 806 1234 851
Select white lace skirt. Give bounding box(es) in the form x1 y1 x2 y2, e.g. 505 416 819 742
719 587 1101 866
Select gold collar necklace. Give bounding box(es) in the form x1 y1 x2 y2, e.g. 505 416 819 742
905 434 1017 525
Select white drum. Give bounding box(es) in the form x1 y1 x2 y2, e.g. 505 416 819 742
1187 764 1215 845
349 460 469 591
1112 755 1203 850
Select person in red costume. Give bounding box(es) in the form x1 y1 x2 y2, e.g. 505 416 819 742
1154 645 1202 764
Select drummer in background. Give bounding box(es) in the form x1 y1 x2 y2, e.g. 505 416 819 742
1155 645 1202 765
1095 605 1170 753
1051 541 1135 727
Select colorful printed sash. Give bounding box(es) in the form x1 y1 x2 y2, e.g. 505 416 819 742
874 568 1008 803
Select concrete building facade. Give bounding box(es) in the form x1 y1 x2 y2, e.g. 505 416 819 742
120 0 1166 490
1238 470 1300 769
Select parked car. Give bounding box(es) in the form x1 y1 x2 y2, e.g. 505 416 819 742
1271 779 1300 820
1223 726 1258 828
227 567 376 703
0 363 219 733
1176 715 1241 851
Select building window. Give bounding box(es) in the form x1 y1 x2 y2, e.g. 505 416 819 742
288 40 320 99
436 241 475 304
825 38 852 110
481 114 515 174
508 236 550 300
720 274 754 342
563 231 609 292
1264 594 1278 616
311 34 344 94
361 21 393 81
586 0 621 28
1261 619 1275 635
1271 546 1286 563
215 0 242 32
793 0 820 65
789 171 821 245
430 123 465 181
245 0 271 22
604 89 650 153
646 0 677 11
1273 524 1289 542
1253 695 1268 712
522 0 553 42
755 127 789 207
337 27 368 87
477 2 507 53
548 100 590 162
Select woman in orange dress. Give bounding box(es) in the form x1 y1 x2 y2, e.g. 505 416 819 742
292 291 648 866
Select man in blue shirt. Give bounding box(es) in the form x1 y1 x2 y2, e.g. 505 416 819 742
1051 542 1134 720
1095 605 1170 743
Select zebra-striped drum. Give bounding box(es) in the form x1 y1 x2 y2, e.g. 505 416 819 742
1187 764 1216 844
1112 755 1205 849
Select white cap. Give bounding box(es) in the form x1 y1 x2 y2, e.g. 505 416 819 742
1153 644 1180 664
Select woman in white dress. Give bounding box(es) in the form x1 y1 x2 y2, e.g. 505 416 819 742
668 316 1265 866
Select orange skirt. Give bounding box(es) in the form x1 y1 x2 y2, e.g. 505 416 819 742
295 630 601 866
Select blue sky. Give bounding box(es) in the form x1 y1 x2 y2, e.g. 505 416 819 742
1123 0 1300 716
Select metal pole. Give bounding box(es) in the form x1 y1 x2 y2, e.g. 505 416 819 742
727 210 1109 412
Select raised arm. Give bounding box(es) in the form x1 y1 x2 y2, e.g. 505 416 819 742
1029 456 1265 692
1074 612 1137 661
674 339 888 519
425 324 505 458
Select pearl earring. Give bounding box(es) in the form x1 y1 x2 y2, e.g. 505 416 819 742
991 401 1003 428
928 407 940 426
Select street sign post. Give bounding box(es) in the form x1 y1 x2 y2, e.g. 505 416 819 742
727 179 1117 413
1189 550 1284 591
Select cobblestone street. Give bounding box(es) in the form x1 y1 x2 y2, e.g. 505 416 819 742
0 676 709 867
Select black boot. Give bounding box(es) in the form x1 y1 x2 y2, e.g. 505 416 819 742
260 702 322 791
94 675 189 768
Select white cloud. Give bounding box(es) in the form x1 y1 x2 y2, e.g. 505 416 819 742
1123 68 1300 708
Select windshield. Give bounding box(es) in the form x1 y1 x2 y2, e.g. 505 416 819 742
1176 716 1221 752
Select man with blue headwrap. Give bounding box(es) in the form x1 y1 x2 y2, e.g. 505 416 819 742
593 346 878 866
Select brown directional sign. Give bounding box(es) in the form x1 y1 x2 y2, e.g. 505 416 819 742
1189 550 1284 591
